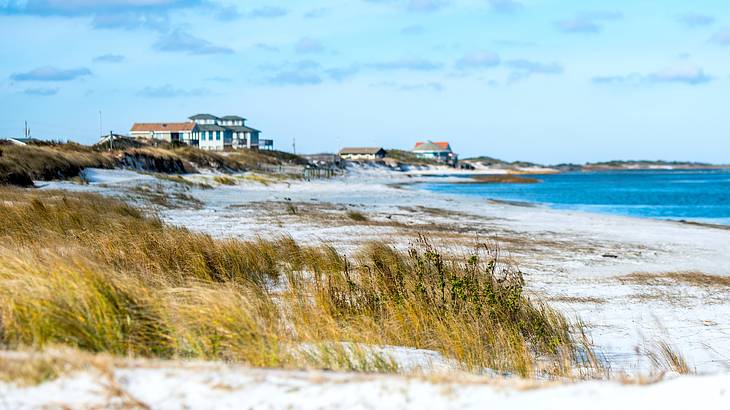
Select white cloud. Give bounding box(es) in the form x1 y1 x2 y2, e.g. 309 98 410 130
488 0 523 14
11 66 91 81
710 30 730 46
295 37 325 54
154 30 233 55
557 10 622 34
456 51 501 69
593 64 711 86
676 12 714 28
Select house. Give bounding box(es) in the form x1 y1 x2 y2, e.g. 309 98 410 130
130 122 197 145
339 147 386 161
302 153 344 168
130 113 273 151
412 140 458 166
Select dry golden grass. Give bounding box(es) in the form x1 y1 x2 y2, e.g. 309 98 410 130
645 341 692 375
1 142 309 188
0 349 98 386
346 210 369 222
548 295 607 304
620 271 730 288
0 187 598 378
213 176 237 185
0 145 114 186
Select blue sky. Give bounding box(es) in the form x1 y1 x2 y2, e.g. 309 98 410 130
1 0 729 163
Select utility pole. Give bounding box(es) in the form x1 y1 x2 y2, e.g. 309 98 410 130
24 121 28 139
292 137 296 154
109 130 114 151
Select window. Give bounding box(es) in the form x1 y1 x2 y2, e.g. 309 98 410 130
216 131 221 140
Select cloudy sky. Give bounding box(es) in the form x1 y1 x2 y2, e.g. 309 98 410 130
1 0 729 163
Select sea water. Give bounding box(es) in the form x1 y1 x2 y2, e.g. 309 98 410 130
419 169 730 225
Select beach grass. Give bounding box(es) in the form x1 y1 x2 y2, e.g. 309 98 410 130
0 141 309 187
0 187 598 377
0 145 114 186
213 176 237 185
620 271 730 288
346 210 369 222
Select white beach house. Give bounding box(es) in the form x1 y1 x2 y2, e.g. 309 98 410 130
130 114 273 151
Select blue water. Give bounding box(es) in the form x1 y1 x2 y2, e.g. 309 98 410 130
419 170 730 225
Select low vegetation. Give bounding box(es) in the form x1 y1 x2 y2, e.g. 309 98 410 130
346 210 369 222
0 145 114 186
645 341 691 375
213 176 237 185
620 271 730 288
0 139 307 187
0 187 596 378
385 149 441 166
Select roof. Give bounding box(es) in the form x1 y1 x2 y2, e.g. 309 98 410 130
413 141 452 152
226 125 260 133
130 123 196 132
220 115 246 121
196 124 226 132
339 147 385 155
189 114 219 120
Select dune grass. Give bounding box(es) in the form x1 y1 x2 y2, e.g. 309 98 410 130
645 341 691 375
346 210 369 222
213 176 237 185
0 141 309 187
621 271 730 288
0 145 114 186
0 187 596 377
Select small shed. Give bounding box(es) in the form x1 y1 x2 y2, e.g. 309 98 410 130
338 147 386 161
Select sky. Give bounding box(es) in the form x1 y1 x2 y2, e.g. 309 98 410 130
1 0 729 164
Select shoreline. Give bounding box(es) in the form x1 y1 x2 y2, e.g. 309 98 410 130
406 169 730 228
36 168 730 374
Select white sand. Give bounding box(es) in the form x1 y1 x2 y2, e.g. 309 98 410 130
28 167 730 407
2 357 729 409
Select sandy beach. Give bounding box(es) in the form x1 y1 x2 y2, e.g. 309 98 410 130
42 167 730 375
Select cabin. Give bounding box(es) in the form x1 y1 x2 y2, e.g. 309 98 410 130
130 122 197 145
339 147 386 161
130 114 272 151
412 141 458 166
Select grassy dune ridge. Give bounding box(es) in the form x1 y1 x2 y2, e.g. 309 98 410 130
0 187 595 377
0 142 306 187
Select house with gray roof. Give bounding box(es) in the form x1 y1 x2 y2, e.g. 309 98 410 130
339 147 386 161
130 113 272 151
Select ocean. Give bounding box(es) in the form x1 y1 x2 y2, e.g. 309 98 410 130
418 169 730 225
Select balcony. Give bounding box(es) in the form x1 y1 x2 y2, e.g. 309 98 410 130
259 139 274 150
